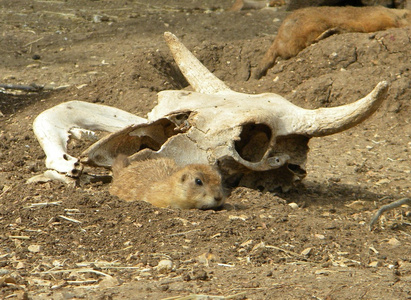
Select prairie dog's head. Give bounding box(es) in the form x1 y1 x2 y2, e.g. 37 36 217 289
172 164 225 209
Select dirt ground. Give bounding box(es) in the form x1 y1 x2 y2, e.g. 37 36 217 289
1 0 411 299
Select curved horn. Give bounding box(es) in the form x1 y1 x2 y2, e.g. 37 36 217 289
290 81 389 137
164 32 231 94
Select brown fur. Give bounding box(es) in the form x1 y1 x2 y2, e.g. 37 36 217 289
254 6 411 79
109 156 225 209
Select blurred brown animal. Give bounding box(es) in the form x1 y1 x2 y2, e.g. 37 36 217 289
109 156 225 209
254 6 411 79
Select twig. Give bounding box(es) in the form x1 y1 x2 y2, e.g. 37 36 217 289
0 185 12 197
0 83 68 92
100 266 143 270
0 83 44 91
377 196 391 202
88 7 133 12
38 268 111 277
265 245 301 257
369 198 411 230
66 280 98 285
23 36 44 47
133 1 180 12
167 229 201 237
0 254 10 259
64 208 80 212
58 215 82 224
151 253 173 260
24 201 62 209
108 246 133 253
64 208 84 216
74 263 149 271
35 0 67 3
75 261 121 268
217 263 235 267
8 235 30 240
39 11 80 19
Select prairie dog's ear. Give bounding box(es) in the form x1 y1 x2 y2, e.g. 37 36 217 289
112 154 130 176
181 173 188 183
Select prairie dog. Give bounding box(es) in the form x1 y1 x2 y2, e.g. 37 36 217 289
254 6 411 79
109 156 225 209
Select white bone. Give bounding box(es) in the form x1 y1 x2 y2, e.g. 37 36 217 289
160 32 388 136
69 128 99 141
33 101 146 178
26 170 77 187
163 32 231 94
30 32 389 191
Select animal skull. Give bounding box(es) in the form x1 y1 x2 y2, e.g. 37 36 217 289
30 32 389 191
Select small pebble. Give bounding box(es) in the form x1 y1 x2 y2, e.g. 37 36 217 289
157 259 173 274
301 247 312 256
315 269 330 275
387 237 401 247
28 244 41 253
0 269 10 276
99 276 119 288
315 234 325 240
368 261 381 268
288 203 298 209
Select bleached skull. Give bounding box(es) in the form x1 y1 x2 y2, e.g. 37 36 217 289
31 32 388 191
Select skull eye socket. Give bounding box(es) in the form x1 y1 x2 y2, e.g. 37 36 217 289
195 178 203 186
235 123 272 162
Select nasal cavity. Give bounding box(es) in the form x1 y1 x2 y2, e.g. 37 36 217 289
234 123 272 162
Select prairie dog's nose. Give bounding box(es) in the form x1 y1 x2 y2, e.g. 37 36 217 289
214 190 225 203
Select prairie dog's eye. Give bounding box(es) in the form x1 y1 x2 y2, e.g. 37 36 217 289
195 178 203 186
